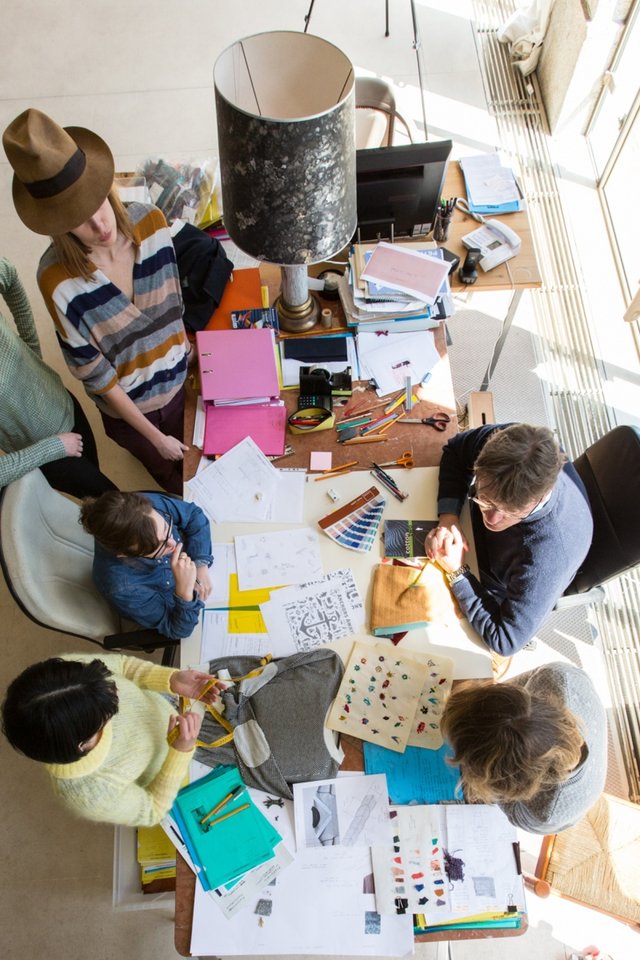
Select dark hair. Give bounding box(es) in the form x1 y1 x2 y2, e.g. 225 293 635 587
474 424 564 512
79 491 158 556
1 658 119 764
441 678 584 804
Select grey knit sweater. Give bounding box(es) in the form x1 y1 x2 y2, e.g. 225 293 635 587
500 662 607 834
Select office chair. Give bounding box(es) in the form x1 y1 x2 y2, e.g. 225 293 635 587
0 468 178 665
555 424 640 608
355 76 415 148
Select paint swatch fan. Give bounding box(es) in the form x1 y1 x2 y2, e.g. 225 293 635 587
318 486 386 553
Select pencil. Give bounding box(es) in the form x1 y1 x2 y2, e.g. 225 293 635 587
205 802 250 828
342 436 388 445
314 467 353 481
200 785 246 824
319 460 358 475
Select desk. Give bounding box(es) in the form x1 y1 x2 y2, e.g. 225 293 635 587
175 468 520 957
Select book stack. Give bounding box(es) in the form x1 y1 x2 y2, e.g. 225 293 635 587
137 823 176 893
339 240 455 334
171 766 283 894
196 327 286 456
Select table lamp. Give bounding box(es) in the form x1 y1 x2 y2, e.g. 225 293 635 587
214 31 357 333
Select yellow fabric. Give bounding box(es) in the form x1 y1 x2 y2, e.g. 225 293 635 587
44 653 192 827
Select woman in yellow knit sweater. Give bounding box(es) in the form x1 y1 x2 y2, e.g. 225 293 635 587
1 653 219 827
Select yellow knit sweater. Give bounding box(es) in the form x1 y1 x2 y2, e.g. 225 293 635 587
45 654 192 827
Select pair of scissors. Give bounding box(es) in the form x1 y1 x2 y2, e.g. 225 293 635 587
403 412 451 431
376 451 414 469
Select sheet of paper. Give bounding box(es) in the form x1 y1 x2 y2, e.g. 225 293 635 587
327 642 431 752
260 568 364 656
293 774 391 850
310 451 332 471
363 742 461 805
357 330 440 398
186 437 279 522
191 845 414 957
192 396 206 448
460 153 521 206
234 527 324 590
406 653 453 749
200 610 271 661
361 242 450 305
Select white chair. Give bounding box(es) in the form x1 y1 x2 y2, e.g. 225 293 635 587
355 76 415 148
0 469 177 663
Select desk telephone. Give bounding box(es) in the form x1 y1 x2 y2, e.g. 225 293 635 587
461 219 521 272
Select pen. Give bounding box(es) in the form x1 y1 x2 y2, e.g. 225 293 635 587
370 469 408 502
205 802 251 828
512 840 522 875
200 785 246 824
419 372 432 387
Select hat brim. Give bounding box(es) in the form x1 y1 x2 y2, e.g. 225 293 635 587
12 125 115 236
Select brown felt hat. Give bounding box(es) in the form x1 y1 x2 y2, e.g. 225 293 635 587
3 108 115 235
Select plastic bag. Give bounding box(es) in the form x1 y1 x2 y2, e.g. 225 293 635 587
135 157 222 226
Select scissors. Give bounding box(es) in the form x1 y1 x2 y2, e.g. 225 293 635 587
403 412 451 431
375 451 414 469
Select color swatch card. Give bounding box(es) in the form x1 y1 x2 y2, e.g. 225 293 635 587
406 653 453 750
327 642 430 752
318 486 386 553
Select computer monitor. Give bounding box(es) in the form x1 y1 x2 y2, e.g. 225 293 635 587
355 140 453 241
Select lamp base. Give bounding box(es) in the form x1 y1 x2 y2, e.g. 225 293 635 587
275 293 320 333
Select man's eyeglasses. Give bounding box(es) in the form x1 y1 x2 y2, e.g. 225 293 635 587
470 487 541 522
147 513 174 559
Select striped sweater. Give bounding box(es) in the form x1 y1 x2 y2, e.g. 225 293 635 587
45 653 192 827
0 257 74 487
37 203 187 415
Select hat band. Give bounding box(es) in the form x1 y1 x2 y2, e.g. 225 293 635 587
23 148 87 200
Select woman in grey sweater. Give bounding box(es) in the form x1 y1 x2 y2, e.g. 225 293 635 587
441 662 607 834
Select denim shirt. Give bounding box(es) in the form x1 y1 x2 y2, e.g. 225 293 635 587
92 492 213 640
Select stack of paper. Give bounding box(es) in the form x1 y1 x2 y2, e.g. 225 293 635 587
339 240 455 334
459 153 525 215
372 804 526 932
196 327 286 456
171 766 283 893
137 823 176 890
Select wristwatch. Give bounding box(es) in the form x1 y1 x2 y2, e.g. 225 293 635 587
444 563 470 587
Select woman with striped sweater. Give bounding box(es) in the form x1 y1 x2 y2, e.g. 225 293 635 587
3 109 189 495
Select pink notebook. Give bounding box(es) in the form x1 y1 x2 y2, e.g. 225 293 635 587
196 328 279 403
203 402 287 457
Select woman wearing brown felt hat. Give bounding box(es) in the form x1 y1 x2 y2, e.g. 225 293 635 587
3 108 190 496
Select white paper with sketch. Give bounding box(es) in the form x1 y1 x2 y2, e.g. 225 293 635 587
293 774 391 851
361 242 450 305
200 610 271 661
357 330 440 397
186 436 279 522
234 527 324 590
259 568 364 656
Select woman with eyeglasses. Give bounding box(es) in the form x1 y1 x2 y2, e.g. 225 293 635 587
80 491 212 640
424 423 593 657
1 653 220 827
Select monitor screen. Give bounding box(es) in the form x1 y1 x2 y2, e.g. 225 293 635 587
355 140 453 241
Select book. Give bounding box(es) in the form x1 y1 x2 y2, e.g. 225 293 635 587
383 519 438 558
206 266 263 329
370 561 460 635
196 328 279 404
231 307 279 331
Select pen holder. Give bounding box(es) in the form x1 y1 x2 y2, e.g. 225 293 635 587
433 209 453 243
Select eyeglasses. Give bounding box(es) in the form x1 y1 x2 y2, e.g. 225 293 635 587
470 487 542 522
147 513 174 559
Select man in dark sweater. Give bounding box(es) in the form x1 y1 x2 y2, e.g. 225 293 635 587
425 424 593 656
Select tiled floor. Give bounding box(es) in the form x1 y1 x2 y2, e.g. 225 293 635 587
0 1 638 959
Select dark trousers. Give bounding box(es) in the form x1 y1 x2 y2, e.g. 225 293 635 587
101 387 185 496
40 394 118 498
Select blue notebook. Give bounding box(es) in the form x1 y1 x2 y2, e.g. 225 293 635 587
363 741 461 804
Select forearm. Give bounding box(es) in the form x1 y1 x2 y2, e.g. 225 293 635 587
108 590 203 641
101 383 162 446
0 258 40 354
0 437 67 487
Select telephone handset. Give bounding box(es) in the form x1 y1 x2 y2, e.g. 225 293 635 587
461 218 521 272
